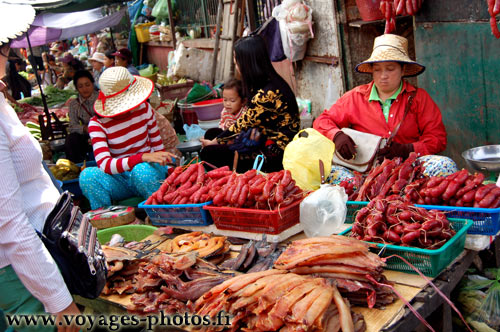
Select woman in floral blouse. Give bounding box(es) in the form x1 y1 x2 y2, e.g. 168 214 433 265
200 35 300 172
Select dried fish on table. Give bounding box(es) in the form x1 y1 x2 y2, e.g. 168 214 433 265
217 236 284 273
274 235 396 308
194 270 365 332
161 231 230 259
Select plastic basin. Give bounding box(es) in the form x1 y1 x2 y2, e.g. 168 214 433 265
192 98 224 121
355 0 384 21
97 224 157 244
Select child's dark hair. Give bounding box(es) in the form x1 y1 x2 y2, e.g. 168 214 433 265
223 78 244 99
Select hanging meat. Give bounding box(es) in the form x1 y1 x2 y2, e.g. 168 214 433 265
380 0 424 34
488 0 500 38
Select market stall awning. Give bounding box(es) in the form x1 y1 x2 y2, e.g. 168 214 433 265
11 7 127 48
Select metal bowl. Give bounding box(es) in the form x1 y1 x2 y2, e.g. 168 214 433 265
462 145 500 172
49 138 66 152
176 140 202 153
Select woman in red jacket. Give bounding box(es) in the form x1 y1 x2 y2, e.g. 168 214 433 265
314 34 457 182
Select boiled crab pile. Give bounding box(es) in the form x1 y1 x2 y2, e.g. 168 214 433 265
274 236 397 308
194 269 366 332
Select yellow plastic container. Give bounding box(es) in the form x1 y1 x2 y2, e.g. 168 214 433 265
135 21 155 43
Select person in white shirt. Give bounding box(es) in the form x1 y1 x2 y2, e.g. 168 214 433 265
0 3 79 332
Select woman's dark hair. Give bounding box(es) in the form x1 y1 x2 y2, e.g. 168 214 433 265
68 58 85 72
105 50 116 61
234 35 285 99
73 69 94 88
223 78 244 99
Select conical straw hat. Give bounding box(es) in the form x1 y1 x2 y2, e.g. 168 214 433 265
0 2 36 45
355 34 425 77
94 66 154 118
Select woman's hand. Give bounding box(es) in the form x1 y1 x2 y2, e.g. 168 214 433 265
55 302 80 332
200 138 217 147
142 151 177 166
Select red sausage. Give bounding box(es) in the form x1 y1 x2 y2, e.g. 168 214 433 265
442 180 461 201
430 179 449 198
275 184 285 204
281 170 293 187
196 163 205 184
454 169 469 186
402 230 420 244
166 167 184 185
231 178 244 204
475 183 497 202
426 176 445 188
479 187 500 208
473 172 486 186
462 189 477 203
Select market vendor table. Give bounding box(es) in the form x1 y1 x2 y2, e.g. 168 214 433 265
74 236 477 332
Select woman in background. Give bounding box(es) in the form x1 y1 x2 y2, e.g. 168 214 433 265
200 35 299 172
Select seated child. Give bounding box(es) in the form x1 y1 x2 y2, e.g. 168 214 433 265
204 78 246 140
219 78 247 130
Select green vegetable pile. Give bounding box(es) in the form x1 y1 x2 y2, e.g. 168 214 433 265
19 86 77 108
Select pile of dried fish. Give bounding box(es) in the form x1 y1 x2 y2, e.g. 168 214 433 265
102 250 236 314
194 269 366 332
159 231 230 264
274 235 397 308
218 236 285 273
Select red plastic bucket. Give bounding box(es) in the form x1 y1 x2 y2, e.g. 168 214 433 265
356 0 384 21
181 109 198 125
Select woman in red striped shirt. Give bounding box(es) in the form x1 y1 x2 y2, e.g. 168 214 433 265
80 67 176 210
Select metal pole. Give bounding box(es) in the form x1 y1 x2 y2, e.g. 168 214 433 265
109 27 116 50
229 0 240 76
210 0 223 84
167 0 177 49
200 0 210 38
25 31 52 139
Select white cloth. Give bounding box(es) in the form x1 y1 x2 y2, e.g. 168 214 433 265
0 93 73 313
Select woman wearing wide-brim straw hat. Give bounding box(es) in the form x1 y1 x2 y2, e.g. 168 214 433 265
79 66 176 210
0 2 80 332
314 34 458 182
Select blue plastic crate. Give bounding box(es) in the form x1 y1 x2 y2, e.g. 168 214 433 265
413 204 500 235
138 200 213 226
346 201 500 235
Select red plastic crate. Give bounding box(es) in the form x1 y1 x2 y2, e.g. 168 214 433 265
203 200 301 235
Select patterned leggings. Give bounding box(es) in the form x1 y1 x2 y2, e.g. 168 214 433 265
327 155 458 184
80 162 168 210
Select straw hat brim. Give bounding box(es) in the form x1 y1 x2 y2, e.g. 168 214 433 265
356 60 426 77
94 76 154 118
0 3 36 45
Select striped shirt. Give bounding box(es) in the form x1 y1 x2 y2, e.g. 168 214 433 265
88 102 165 174
219 106 246 130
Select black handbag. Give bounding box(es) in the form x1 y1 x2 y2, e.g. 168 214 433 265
39 191 107 299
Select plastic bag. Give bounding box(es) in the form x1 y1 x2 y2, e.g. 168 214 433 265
300 184 348 237
283 128 335 191
152 0 169 19
183 124 205 141
272 0 314 62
